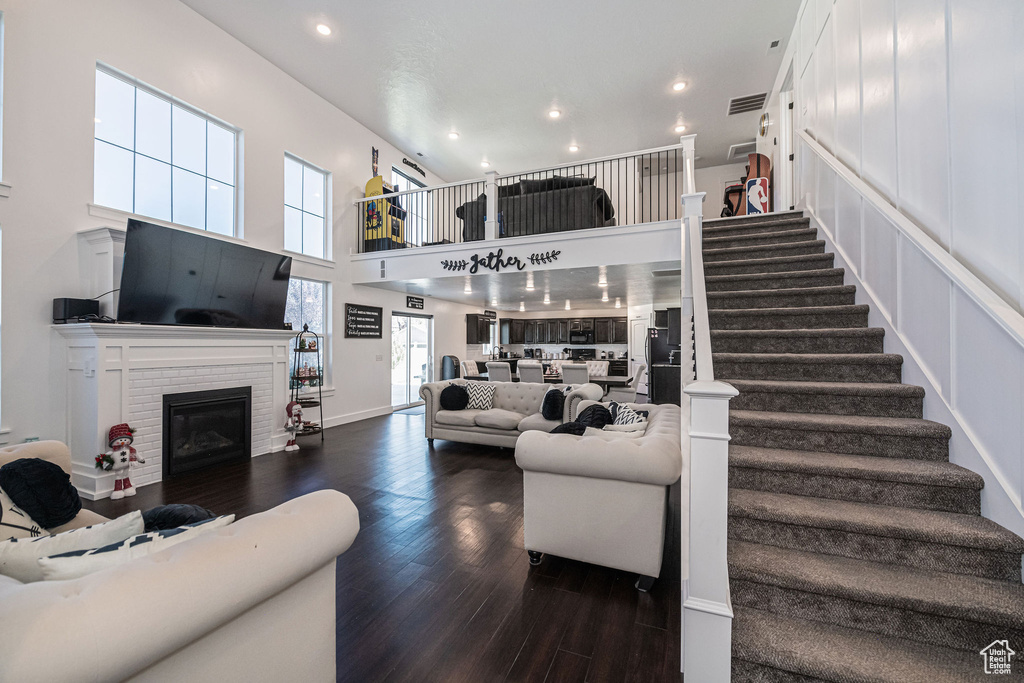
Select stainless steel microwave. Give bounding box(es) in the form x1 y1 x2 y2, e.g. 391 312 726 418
569 331 594 344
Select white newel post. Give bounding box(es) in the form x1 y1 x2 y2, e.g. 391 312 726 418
683 380 738 681
484 171 499 241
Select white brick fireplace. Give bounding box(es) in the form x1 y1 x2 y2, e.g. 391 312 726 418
53 323 295 500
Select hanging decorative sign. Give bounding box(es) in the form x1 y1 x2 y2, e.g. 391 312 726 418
406 296 424 310
344 303 383 338
482 310 497 319
440 249 561 274
402 158 427 177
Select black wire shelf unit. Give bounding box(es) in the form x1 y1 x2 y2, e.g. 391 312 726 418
290 324 324 441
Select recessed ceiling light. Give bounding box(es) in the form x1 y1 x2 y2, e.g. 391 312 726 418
568 144 579 152
673 81 686 91
565 300 571 310
675 124 686 133
519 302 525 312
598 281 607 287
480 161 490 168
602 291 609 303
464 283 472 294
526 284 535 291
548 109 561 119
448 131 459 140
491 298 497 306
615 298 622 309
543 293 551 305
316 24 332 36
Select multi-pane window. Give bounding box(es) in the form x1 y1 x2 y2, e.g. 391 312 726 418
93 66 238 235
284 155 328 258
285 278 328 388
391 167 431 247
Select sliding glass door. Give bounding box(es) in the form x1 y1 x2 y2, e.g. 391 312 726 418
391 314 432 408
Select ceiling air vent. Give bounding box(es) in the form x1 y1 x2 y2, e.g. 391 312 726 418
728 140 758 161
727 92 768 115
652 269 681 278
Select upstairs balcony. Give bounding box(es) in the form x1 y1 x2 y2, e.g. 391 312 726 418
349 138 696 286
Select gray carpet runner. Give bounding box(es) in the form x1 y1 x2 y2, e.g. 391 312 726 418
703 212 1024 681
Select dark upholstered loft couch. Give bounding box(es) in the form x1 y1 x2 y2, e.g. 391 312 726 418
455 176 616 242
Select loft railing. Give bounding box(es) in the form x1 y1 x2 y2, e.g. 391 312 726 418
677 135 738 681
352 142 688 254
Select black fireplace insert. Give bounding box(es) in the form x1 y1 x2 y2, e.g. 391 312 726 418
162 387 251 477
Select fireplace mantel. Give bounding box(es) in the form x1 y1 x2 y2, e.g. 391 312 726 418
53 323 295 499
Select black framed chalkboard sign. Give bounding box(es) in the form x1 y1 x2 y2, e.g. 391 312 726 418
406 296 424 310
345 303 383 338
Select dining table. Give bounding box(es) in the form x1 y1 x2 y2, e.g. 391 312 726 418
464 373 630 389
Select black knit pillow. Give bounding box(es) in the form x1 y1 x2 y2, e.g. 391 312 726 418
0 458 82 529
541 388 567 421
576 404 613 429
551 421 586 436
440 384 470 410
142 504 217 532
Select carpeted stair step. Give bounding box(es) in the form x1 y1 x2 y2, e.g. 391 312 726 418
710 305 869 331
711 328 885 354
704 252 835 276
731 605 984 682
703 240 826 264
708 285 857 310
728 490 1023 581
728 541 1024 652
714 353 903 383
729 445 981 514
705 267 847 292
725 379 922 417
729 410 951 460
703 227 818 250
704 211 806 232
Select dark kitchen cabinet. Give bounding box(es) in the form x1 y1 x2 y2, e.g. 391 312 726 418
612 318 629 344
466 314 493 345
557 319 570 344
607 359 629 376
667 308 682 346
524 320 535 345
582 318 595 332
594 318 613 344
568 319 583 333
511 319 525 344
546 320 559 344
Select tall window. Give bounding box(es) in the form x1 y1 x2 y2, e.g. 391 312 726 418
391 167 431 246
284 155 328 259
285 278 328 387
93 66 238 236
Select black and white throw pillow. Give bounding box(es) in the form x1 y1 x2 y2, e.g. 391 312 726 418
613 405 646 426
38 514 235 581
465 382 496 411
0 487 44 542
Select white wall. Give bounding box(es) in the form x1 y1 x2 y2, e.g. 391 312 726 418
790 0 1024 313
776 0 1024 535
0 0 482 442
695 163 747 217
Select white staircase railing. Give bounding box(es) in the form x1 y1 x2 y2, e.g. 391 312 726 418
679 135 738 680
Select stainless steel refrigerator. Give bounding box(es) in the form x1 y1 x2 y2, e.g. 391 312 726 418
646 328 681 404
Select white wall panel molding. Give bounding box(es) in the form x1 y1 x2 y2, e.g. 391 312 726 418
798 131 1024 535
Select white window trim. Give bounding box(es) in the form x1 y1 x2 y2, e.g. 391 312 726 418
93 62 244 237
283 152 332 261
287 277 332 390
87 202 250 246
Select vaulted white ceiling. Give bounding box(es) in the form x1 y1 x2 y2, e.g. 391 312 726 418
180 0 800 180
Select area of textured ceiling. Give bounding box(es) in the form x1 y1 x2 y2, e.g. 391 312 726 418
180 0 800 180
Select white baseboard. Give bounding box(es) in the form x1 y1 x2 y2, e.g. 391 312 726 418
323 406 394 429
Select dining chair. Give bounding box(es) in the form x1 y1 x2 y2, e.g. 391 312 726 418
605 363 646 403
560 363 590 385
461 360 480 378
485 361 513 382
518 360 545 383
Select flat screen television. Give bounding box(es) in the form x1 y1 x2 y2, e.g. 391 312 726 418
117 219 293 329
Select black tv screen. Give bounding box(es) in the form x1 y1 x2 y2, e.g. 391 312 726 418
117 219 292 329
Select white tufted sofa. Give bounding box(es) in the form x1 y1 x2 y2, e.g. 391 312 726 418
419 380 604 448
515 401 681 588
0 441 360 682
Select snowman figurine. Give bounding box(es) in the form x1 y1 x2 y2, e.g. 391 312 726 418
284 401 303 452
104 423 144 500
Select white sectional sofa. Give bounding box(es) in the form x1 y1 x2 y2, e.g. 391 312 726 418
419 380 604 447
515 400 682 589
0 441 359 682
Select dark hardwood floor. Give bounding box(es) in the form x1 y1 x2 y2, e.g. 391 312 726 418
85 406 683 682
